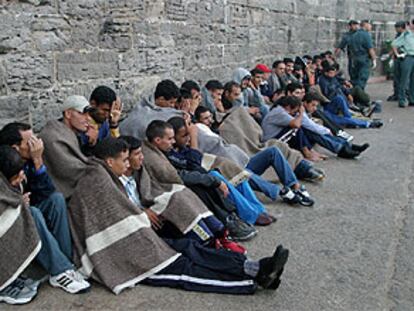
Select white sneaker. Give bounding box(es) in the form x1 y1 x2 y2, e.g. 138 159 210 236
337 130 354 142
0 279 37 305
49 270 90 294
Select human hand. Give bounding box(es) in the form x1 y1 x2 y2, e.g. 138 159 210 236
86 122 99 146
299 105 305 114
110 97 123 126
28 136 44 161
187 123 198 139
144 209 163 230
218 181 229 198
372 59 377 70
22 192 31 208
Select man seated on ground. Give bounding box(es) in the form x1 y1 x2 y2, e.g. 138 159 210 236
200 80 225 114
262 96 369 160
120 79 183 140
94 136 248 252
267 60 288 97
255 63 273 103
166 116 275 227
318 65 383 128
0 145 90 298
79 86 122 155
179 80 202 117
194 106 315 207
142 120 258 240
283 58 299 84
231 67 267 120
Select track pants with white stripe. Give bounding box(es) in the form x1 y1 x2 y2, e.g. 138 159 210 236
142 238 257 294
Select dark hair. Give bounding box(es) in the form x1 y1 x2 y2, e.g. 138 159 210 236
360 19 370 26
205 80 224 91
303 92 321 103
118 136 141 152
323 64 337 73
312 55 322 62
293 64 303 71
283 58 294 64
146 120 173 142
223 81 240 94
181 80 201 93
90 86 117 106
167 116 186 133
324 50 333 56
0 145 25 180
286 82 304 94
250 68 264 76
0 122 32 146
278 96 302 109
272 60 284 69
93 137 129 160
194 106 210 121
178 88 192 101
154 80 180 100
303 55 312 60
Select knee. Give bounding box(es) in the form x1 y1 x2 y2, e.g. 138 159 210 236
29 207 46 227
47 192 68 213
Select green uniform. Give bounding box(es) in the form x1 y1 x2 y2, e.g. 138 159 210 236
337 30 357 79
347 29 374 90
392 31 414 106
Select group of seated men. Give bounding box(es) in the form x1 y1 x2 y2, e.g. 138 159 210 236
0 51 383 304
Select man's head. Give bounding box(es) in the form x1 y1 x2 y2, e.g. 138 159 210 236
302 55 312 65
0 122 32 160
360 19 372 32
283 58 295 74
154 80 181 108
89 86 117 123
302 93 320 114
250 68 264 88
93 137 130 177
62 95 91 133
395 21 406 33
167 117 189 149
119 136 144 172
205 80 224 105
312 55 322 67
181 80 201 103
348 20 359 31
323 65 337 78
194 106 213 128
255 64 272 80
0 145 26 187
286 82 305 100
272 60 286 77
278 95 303 115
223 81 242 104
146 120 175 152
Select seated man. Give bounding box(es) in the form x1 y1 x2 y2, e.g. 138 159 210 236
79 85 122 155
262 96 368 160
142 120 258 240
0 146 90 297
166 116 275 226
267 60 288 95
318 65 382 128
200 80 225 113
120 79 183 140
194 106 315 207
39 96 289 295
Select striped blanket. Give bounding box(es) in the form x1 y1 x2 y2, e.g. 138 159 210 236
0 173 41 291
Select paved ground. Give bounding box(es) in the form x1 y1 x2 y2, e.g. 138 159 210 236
4 81 414 311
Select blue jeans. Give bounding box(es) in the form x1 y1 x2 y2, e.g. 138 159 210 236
324 95 370 128
209 171 265 224
30 192 73 276
302 128 347 154
246 147 298 193
294 160 313 180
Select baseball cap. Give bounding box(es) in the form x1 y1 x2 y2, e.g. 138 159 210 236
61 95 91 113
348 20 359 25
395 21 406 28
255 63 272 73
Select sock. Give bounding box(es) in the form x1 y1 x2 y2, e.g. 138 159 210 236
243 259 260 277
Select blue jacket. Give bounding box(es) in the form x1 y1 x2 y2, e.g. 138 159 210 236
318 74 350 101
24 161 56 206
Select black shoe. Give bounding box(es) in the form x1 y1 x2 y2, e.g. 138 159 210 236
279 186 301 205
369 120 383 128
256 245 289 289
226 214 257 241
302 167 326 183
387 94 397 101
268 268 284 290
338 145 360 159
294 185 315 207
351 143 370 153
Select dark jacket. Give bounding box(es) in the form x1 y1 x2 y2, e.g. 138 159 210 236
24 162 56 206
318 74 350 101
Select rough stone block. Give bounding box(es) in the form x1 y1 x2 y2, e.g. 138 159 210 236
56 51 119 82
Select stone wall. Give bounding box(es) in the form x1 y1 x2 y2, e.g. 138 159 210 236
0 0 405 129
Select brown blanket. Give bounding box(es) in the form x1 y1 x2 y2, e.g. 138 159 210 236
0 173 41 291
69 159 180 295
39 120 89 199
219 107 304 169
141 141 213 233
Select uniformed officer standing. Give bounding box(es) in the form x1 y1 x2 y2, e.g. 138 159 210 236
392 21 414 107
335 20 360 79
347 20 377 90
387 21 406 102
